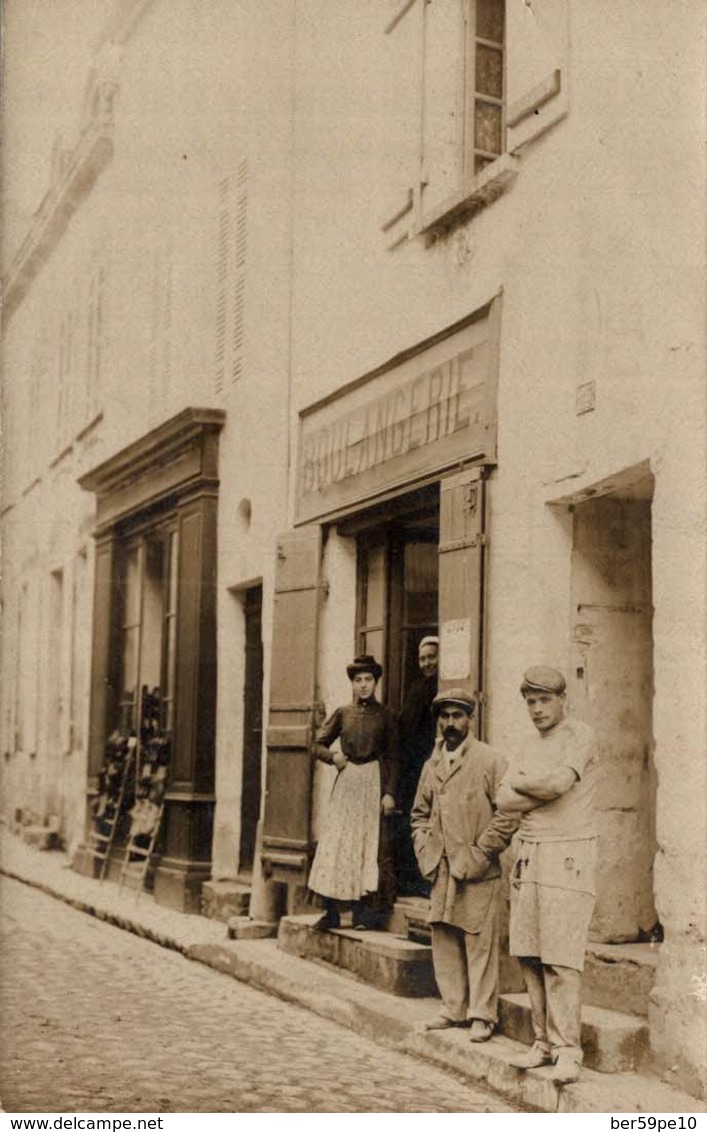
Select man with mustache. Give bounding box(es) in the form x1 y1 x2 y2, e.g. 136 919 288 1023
411 689 517 1041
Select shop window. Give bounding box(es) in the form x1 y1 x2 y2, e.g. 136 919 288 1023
115 525 178 738
79 408 224 910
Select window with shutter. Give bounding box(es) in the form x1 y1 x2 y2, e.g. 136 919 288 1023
382 0 568 243
214 163 248 395
505 0 568 152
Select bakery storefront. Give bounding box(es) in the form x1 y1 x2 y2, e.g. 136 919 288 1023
261 298 501 902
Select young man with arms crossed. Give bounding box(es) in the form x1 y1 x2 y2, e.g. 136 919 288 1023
497 666 599 1084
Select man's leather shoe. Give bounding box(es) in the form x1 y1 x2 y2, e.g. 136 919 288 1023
424 1016 468 1031
509 1042 553 1070
468 1019 494 1042
552 1053 581 1084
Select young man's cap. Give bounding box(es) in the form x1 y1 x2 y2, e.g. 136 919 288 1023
520 666 566 696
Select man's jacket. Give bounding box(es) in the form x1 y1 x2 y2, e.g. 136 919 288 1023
411 735 518 931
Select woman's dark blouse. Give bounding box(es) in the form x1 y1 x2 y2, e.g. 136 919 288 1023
312 699 400 800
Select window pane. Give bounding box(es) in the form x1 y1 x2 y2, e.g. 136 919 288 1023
141 539 165 690
476 44 503 99
165 621 177 730
403 542 438 626
164 532 179 731
121 626 139 706
476 0 504 44
168 530 179 613
365 544 386 626
123 546 141 626
475 101 503 154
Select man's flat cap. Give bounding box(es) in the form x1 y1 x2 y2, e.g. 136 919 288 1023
520 666 566 695
432 687 475 715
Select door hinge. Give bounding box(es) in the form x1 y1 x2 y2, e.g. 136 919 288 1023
438 533 489 554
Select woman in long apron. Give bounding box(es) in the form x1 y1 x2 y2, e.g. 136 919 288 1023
308 654 400 931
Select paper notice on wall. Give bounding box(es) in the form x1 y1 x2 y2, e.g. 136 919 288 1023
440 618 471 680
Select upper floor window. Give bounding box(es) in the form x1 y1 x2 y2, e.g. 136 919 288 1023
382 0 569 243
467 0 505 176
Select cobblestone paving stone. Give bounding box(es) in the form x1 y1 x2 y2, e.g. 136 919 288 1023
1 877 519 1114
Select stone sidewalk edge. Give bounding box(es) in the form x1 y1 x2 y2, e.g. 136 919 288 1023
2 861 705 1117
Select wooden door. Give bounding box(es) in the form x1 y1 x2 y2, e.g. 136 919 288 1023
261 526 323 884
239 585 263 873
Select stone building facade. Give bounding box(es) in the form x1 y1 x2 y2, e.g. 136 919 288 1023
1 0 705 1100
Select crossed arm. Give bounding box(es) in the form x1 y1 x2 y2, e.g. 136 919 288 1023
495 765 579 812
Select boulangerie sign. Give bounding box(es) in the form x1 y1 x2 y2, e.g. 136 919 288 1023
295 299 500 525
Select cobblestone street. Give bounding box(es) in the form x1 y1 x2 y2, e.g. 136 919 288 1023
0 876 519 1114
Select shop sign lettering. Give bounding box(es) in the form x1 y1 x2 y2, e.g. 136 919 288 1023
300 355 475 496
295 306 499 524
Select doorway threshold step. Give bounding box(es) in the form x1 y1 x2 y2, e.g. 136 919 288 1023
277 913 437 997
201 879 251 923
583 941 659 1017
389 895 431 941
498 992 649 1074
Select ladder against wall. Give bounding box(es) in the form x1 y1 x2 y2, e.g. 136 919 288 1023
119 730 169 896
119 799 165 897
87 734 137 880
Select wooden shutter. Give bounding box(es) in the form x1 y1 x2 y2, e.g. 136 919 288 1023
261 526 323 884
505 0 569 152
420 0 464 216
379 0 422 248
438 467 488 739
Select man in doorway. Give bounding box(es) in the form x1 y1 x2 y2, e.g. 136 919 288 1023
496 666 599 1085
411 689 517 1041
398 635 439 896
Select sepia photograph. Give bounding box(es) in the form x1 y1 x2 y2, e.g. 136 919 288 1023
1 0 706 1120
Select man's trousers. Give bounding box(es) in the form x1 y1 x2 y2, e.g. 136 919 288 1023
519 956 583 1062
430 897 500 1024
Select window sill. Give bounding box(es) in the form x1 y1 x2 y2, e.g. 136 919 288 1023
414 153 519 241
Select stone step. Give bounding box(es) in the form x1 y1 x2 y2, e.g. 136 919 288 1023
498 993 649 1074
277 913 437 997
19 825 61 851
390 895 431 942
393 898 659 1016
391 896 524 993
200 879 251 923
583 941 658 1017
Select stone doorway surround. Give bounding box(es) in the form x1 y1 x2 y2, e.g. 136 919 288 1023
566 467 658 942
